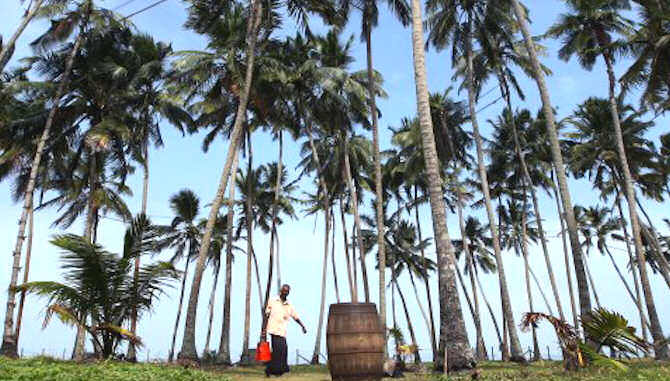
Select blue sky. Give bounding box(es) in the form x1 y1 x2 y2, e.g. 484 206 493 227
1 0 669 363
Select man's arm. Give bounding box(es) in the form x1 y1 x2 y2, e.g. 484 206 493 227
295 318 307 334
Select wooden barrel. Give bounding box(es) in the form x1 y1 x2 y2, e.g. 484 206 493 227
326 303 384 381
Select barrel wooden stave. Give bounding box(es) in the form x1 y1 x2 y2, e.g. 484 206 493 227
326 303 384 381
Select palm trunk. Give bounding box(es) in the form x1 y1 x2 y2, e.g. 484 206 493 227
352 224 359 295
407 269 431 354
14 202 34 350
464 23 523 362
365 27 387 335
331 211 340 303
582 256 601 309
177 0 263 361
511 0 592 323
552 176 580 330
409 0 475 369
474 267 503 355
396 280 420 364
414 188 437 359
529 267 554 316
604 246 651 332
168 258 191 363
242 132 255 363
342 134 370 302
128 141 150 361
455 262 487 361
456 195 487 361
501 77 564 321
1 18 88 357
339 196 355 301
204 262 221 354
614 194 649 342
311 207 330 364
0 0 44 71
215 147 240 365
521 245 540 361
261 129 283 339
270 130 283 295
601 51 667 359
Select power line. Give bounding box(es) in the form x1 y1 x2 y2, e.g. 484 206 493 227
122 0 167 19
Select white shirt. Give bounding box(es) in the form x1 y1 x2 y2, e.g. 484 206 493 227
265 296 300 338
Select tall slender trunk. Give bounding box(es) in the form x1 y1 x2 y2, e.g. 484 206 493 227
414 188 437 359
529 267 554 316
1 16 88 357
352 224 359 295
14 202 33 351
204 262 221 354
583 256 601 308
177 0 263 361
168 258 191 363
511 0 592 323
464 22 523 362
339 196 355 301
365 27 387 335
331 211 340 303
0 0 44 71
396 280 420 364
474 267 503 355
241 132 255 363
128 141 150 361
311 207 330 364
500 77 564 321
269 130 283 295
601 50 667 359
520 191 540 361
215 148 240 365
261 129 283 340
552 177 579 330
604 246 651 332
614 194 648 342
409 0 474 369
456 196 486 361
342 134 370 302
407 269 431 353
455 262 487 361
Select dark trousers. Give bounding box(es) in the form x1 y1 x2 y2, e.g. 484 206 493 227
266 334 289 376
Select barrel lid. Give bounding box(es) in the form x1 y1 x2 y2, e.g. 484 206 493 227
328 302 379 315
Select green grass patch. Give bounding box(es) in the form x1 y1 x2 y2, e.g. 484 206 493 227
1 357 669 380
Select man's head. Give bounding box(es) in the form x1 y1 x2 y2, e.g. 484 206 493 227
280 284 291 299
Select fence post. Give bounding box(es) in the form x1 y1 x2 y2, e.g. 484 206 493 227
546 346 550 360
491 346 494 361
296 350 299 365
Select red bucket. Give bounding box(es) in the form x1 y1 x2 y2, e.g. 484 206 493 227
256 341 271 363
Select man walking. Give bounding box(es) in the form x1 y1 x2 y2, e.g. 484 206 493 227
262 284 307 377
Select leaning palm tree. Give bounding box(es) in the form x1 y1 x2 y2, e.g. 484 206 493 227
508 0 593 332
549 5 669 359
0 0 107 357
408 0 475 370
425 0 524 362
175 0 337 361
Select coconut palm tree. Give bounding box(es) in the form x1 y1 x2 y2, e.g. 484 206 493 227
622 0 670 113
0 0 103 356
160 190 201 363
565 94 667 358
508 0 593 328
425 0 524 362
337 0 411 333
408 0 474 370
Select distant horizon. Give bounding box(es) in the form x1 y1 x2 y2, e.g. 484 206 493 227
1 0 669 364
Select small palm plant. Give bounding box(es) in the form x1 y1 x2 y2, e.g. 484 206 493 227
522 308 651 371
15 217 179 359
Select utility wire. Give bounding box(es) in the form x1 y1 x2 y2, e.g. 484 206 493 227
122 0 167 19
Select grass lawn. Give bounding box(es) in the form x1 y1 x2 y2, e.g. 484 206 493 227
1 357 670 380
